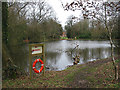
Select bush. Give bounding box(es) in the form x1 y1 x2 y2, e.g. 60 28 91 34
2 58 26 80
79 33 91 39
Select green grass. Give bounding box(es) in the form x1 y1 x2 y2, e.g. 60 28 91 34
105 83 120 88
2 57 120 88
60 37 68 40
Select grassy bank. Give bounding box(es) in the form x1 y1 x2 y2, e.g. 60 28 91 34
2 56 120 88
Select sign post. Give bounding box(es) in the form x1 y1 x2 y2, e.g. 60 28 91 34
29 44 45 79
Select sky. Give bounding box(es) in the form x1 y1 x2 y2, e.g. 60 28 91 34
46 0 82 29
46 0 119 29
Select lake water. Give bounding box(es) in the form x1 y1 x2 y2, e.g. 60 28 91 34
3 40 118 72
45 40 112 71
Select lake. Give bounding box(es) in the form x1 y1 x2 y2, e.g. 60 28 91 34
3 40 118 72
45 40 112 71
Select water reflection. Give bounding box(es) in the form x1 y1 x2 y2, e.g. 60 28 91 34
3 40 117 72
46 51 73 71
79 48 111 63
45 40 112 71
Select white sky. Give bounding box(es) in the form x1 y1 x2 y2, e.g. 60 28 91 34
46 0 118 28
46 0 82 28
6 0 116 28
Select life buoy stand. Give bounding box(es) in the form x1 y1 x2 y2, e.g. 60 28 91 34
32 59 44 73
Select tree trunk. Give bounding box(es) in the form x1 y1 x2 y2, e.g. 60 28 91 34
104 3 118 80
109 30 118 80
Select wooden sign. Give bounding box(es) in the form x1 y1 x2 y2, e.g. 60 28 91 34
32 46 42 54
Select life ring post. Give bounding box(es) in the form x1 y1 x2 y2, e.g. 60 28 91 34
29 43 45 79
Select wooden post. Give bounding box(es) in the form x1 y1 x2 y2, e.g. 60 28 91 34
43 44 45 76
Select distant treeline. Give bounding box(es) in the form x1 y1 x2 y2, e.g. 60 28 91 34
65 16 120 40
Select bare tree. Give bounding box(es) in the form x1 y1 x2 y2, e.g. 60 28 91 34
62 0 120 80
8 2 30 17
28 0 54 24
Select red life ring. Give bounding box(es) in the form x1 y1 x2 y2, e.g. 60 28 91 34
32 59 44 73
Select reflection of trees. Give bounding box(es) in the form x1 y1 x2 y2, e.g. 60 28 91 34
8 44 115 71
64 47 112 63
46 51 73 70
79 48 111 63
66 48 74 61
45 52 61 66
82 48 88 62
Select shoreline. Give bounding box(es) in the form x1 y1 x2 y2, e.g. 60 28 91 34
2 55 120 88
